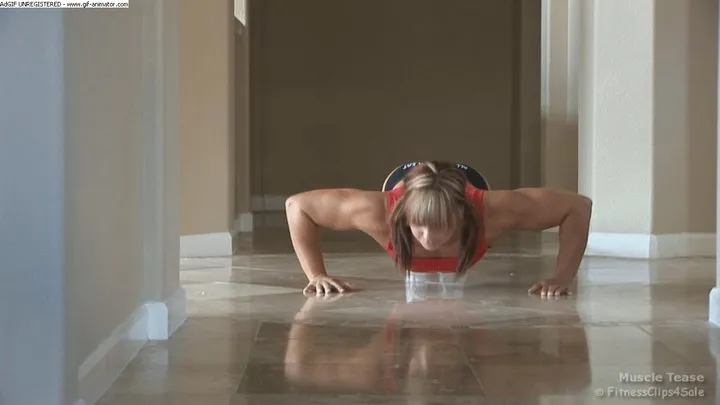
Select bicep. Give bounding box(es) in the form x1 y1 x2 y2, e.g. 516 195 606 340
285 188 382 232
495 188 590 231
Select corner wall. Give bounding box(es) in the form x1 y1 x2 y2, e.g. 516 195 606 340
0 4 184 405
574 0 717 258
63 6 146 380
0 10 68 405
179 0 236 256
234 19 253 233
66 2 185 404
540 0 580 192
686 0 719 234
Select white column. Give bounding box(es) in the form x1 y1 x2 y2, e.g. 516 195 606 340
62 3 185 403
178 0 236 257
0 10 69 405
234 3 253 233
541 0 579 193
579 0 715 260
140 0 185 335
712 0 720 324
579 0 657 256
160 0 184 320
0 4 184 405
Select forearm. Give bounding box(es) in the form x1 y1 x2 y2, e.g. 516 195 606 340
554 197 592 280
286 203 328 281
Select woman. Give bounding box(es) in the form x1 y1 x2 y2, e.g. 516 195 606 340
285 160 592 297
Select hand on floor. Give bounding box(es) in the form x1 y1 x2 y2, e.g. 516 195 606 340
303 275 354 296
528 275 573 297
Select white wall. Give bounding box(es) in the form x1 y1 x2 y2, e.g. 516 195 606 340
64 5 147 371
544 0 717 258
179 0 235 239
0 10 68 405
0 4 182 405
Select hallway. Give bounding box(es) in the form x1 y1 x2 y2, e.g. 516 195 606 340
4 1 720 405
97 230 718 404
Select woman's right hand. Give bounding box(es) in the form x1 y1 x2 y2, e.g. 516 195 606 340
303 275 354 296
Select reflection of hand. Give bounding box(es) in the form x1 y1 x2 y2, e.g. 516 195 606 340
303 275 354 296
528 275 573 297
303 293 349 306
295 293 352 321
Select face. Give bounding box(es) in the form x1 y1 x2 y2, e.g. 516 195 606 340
409 224 457 251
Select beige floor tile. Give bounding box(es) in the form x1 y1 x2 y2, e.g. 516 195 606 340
106 369 242 395
170 317 260 341
123 338 254 373
98 229 720 405
641 325 719 364
97 394 232 405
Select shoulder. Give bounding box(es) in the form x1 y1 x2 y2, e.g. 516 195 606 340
357 191 391 242
483 187 592 230
484 187 589 209
482 188 537 216
346 189 388 214
330 189 389 238
288 188 388 222
354 190 391 224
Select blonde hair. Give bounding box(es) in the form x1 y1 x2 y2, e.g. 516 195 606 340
388 161 481 274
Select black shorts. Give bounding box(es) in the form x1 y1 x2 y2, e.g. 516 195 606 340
381 161 490 192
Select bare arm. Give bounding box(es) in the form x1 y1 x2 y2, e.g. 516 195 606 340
488 188 593 282
285 189 386 282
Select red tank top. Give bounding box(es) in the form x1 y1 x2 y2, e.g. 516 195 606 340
384 184 489 273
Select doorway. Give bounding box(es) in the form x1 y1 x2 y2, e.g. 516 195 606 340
248 0 541 200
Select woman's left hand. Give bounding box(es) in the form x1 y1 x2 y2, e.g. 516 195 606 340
528 275 573 297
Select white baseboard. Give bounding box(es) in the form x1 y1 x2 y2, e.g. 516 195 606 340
251 194 287 211
180 232 232 257
77 304 149 405
707 291 720 359
145 287 187 340
586 232 716 258
233 211 254 233
709 288 720 327
76 287 187 405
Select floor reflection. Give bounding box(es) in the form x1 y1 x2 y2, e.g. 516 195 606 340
99 229 719 405
253 282 594 399
290 303 588 396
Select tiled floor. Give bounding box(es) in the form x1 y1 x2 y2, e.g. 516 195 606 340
99 229 719 404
